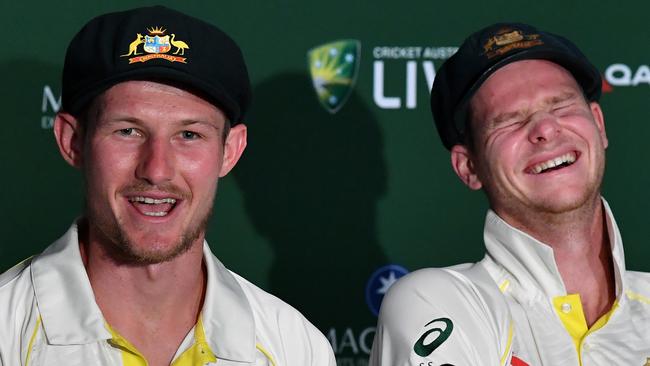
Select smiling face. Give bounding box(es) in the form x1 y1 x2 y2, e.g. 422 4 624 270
55 80 247 264
451 60 608 222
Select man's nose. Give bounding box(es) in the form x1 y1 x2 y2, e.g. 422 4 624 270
135 137 175 184
528 112 561 144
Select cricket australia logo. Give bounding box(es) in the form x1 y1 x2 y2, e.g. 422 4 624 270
121 26 189 64
413 317 454 357
307 39 360 113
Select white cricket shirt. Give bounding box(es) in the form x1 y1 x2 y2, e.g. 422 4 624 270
370 199 650 366
0 223 336 366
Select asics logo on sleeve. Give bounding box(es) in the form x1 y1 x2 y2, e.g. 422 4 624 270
413 317 454 357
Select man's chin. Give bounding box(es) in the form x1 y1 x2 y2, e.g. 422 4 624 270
101 225 204 265
129 247 193 265
86 207 213 265
110 238 197 265
528 190 599 215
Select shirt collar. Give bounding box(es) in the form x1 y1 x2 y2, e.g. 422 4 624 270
201 242 256 363
31 221 257 363
31 222 110 345
483 198 626 301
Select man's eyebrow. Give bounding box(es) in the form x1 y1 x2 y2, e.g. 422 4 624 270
488 109 528 127
487 91 581 127
180 119 222 131
102 116 143 125
101 117 222 131
544 91 580 106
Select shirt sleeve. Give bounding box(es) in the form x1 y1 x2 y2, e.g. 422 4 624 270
369 267 513 366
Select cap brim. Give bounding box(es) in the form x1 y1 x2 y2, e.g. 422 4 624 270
66 66 242 123
452 49 601 138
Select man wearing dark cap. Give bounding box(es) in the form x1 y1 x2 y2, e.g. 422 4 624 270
0 6 335 366
370 23 650 365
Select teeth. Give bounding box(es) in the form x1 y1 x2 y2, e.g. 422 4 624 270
129 196 177 204
531 152 576 174
143 211 169 217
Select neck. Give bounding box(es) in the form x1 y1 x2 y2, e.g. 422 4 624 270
495 197 616 326
78 220 206 342
496 196 603 249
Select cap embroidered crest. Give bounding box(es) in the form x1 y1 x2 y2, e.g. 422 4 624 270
482 27 543 59
121 26 189 64
63 6 251 123
429 22 601 150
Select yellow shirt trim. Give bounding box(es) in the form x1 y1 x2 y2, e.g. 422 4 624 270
256 343 277 366
24 316 42 366
173 319 217 366
498 279 510 293
626 290 650 305
106 316 217 366
500 320 514 366
106 323 147 366
552 294 618 366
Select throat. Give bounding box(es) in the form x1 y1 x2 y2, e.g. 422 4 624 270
554 223 616 327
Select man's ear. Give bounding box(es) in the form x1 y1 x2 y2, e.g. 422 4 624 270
589 101 608 149
450 144 482 190
53 112 84 168
219 123 247 177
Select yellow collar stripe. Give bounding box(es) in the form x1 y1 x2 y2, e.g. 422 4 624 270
105 316 217 366
552 294 619 366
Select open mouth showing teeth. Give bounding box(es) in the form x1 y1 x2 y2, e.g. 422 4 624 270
128 196 178 217
530 152 577 174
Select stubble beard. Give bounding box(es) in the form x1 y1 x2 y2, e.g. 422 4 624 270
94 210 211 265
487 154 606 228
85 186 215 265
532 148 606 216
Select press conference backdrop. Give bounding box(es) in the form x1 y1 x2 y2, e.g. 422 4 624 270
1 1 648 364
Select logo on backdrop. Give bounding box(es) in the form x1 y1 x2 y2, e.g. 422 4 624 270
121 26 189 64
307 39 361 113
371 45 457 109
603 63 650 90
365 264 409 316
41 85 61 129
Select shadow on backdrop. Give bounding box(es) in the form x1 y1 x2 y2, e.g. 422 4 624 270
0 59 82 272
233 72 388 329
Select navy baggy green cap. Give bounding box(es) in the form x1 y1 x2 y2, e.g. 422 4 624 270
62 5 251 124
430 22 601 150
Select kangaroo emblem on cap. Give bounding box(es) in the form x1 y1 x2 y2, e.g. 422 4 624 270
482 27 543 59
122 26 189 64
121 34 144 57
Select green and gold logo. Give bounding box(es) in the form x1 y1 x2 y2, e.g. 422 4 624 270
307 39 360 113
413 317 454 357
